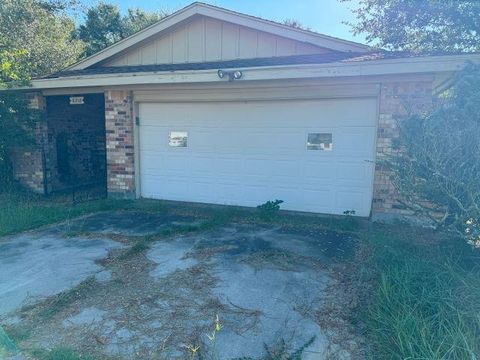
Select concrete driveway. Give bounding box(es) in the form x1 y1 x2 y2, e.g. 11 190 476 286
0 208 360 359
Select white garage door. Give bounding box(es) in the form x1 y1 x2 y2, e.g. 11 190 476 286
139 99 377 216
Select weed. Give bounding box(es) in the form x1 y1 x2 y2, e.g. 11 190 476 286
2 324 30 343
118 210 238 259
256 200 284 221
235 336 316 360
0 326 17 355
30 347 95 360
36 276 98 320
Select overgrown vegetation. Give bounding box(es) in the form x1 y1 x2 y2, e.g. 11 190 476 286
119 206 241 259
37 276 97 320
359 224 480 359
0 191 133 237
2 194 480 359
0 325 17 356
30 347 95 360
388 64 480 245
0 191 360 239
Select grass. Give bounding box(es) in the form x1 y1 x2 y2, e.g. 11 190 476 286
30 347 95 360
0 188 360 239
36 276 98 320
119 209 239 259
5 189 479 359
360 223 480 360
0 326 17 354
0 191 136 237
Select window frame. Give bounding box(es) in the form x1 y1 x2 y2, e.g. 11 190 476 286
306 132 333 152
168 131 189 148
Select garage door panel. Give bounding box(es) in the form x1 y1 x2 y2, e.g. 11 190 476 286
335 128 376 158
336 190 372 214
188 155 218 174
139 99 377 216
269 159 302 176
300 189 336 212
304 160 336 181
336 161 373 185
188 181 221 202
139 129 169 151
157 153 189 173
142 176 188 199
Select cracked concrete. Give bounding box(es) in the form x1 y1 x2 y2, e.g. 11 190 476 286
1 209 360 359
0 232 123 317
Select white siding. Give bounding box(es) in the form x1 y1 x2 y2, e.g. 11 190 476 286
104 16 332 66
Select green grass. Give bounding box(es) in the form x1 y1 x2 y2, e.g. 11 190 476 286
30 347 95 360
361 224 480 360
0 191 136 237
120 208 240 258
0 326 17 354
0 189 360 239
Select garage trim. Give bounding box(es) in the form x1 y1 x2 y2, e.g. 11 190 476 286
134 83 381 103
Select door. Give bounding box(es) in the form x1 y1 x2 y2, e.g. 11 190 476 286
138 98 377 216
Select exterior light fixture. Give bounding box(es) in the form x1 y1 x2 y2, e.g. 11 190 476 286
233 70 243 80
217 69 243 82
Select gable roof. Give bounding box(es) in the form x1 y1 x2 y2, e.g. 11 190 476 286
67 2 371 71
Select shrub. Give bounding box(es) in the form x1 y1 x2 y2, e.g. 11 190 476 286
388 63 480 245
256 200 284 221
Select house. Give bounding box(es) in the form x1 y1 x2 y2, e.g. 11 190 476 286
12 2 480 217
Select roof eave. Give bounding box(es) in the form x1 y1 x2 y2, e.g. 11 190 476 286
24 54 479 91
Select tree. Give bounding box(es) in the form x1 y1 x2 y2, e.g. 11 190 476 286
342 0 480 53
77 3 124 57
388 64 480 246
0 0 84 77
0 0 81 187
283 19 311 31
77 4 167 57
0 50 34 187
122 8 169 36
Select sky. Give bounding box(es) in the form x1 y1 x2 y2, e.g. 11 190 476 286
79 0 366 44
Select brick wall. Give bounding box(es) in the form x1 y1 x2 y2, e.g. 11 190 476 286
372 80 434 215
11 147 45 193
10 93 46 193
105 90 135 198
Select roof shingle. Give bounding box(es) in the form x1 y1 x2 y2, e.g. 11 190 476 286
42 51 464 79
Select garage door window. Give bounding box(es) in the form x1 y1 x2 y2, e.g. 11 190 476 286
169 131 188 147
307 133 332 151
